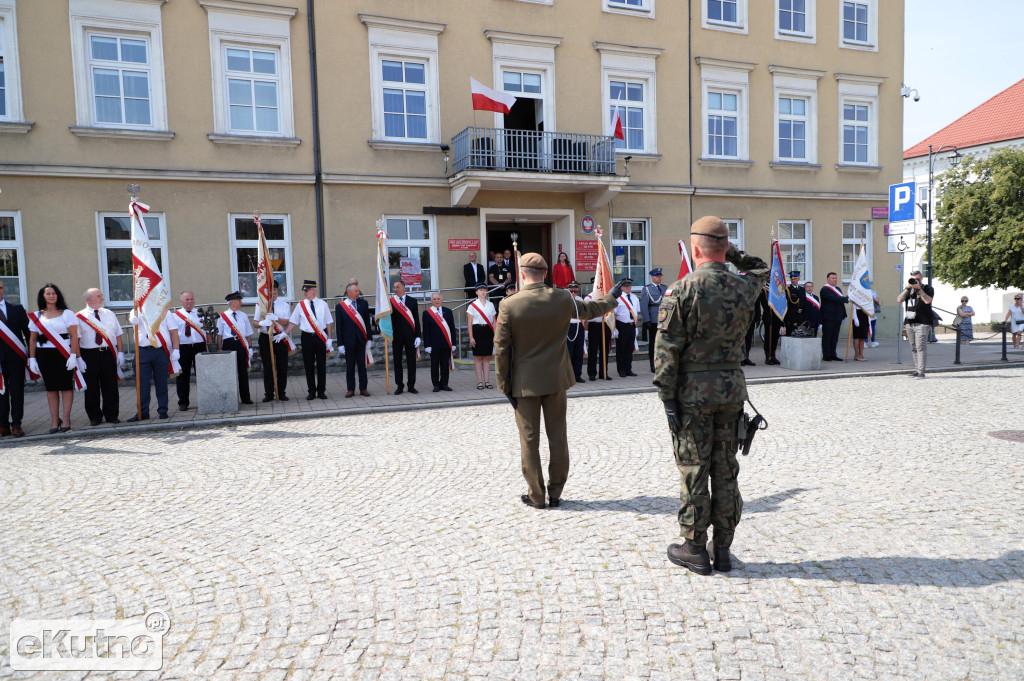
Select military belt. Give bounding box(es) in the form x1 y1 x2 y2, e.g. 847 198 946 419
679 361 742 373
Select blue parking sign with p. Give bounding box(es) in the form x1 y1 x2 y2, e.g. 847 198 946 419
889 182 916 223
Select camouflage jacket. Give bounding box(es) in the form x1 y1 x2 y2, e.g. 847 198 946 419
653 246 770 406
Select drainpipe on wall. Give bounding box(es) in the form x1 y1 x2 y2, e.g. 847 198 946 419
687 0 693 228
307 0 326 289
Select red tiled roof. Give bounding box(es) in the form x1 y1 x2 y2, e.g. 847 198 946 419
904 78 1024 159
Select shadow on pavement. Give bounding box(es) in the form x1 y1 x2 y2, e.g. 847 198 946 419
562 488 813 515
745 488 814 514
239 430 342 439
736 551 1024 586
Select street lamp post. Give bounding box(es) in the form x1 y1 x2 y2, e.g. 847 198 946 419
918 144 962 286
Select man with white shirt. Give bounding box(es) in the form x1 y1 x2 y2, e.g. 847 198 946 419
128 312 180 421
217 291 254 405
254 280 292 402
284 279 334 399
170 290 207 410
613 280 640 377
390 280 420 395
77 288 124 425
421 292 455 392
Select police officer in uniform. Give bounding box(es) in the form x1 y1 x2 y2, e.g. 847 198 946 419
640 268 667 373
654 216 770 575
784 270 807 334
495 253 623 509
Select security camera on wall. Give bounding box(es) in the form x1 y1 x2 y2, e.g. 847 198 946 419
914 93 920 102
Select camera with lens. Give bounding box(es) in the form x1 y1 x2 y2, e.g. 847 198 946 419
908 277 918 286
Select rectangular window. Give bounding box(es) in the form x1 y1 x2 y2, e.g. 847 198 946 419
382 59 427 140
611 219 649 285
225 47 280 134
609 80 645 151
230 215 292 303
708 0 738 23
779 0 806 32
842 103 869 164
778 96 808 160
88 33 152 126
386 217 434 293
707 91 739 157
841 221 869 282
604 0 653 14
0 212 25 305
918 185 929 204
842 2 868 42
777 221 809 279
724 220 744 272
98 212 166 307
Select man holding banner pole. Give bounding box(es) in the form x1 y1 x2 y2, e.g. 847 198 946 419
255 281 292 402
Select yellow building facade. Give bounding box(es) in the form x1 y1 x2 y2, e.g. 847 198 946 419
0 0 904 333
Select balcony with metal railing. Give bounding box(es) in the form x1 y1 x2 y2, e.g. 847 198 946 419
448 127 628 208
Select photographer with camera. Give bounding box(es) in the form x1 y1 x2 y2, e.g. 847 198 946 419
897 269 934 378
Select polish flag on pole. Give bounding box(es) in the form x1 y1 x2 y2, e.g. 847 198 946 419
677 239 693 280
471 78 516 114
611 106 625 140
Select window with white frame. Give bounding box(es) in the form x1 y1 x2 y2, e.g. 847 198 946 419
69 0 167 132
698 59 752 161
230 215 292 302
778 0 807 34
778 96 808 161
597 43 660 155
841 221 870 282
0 212 25 305
611 219 649 285
363 16 443 145
605 0 653 14
842 102 869 163
609 80 646 151
0 14 8 119
386 217 435 293
836 75 881 167
777 221 810 279
704 0 747 32
771 68 821 165
0 0 27 125
204 3 296 141
724 219 744 272
917 185 929 205
839 0 877 50
98 212 166 307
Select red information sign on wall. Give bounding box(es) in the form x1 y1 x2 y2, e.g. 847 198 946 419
575 239 599 271
448 238 481 251
871 207 888 219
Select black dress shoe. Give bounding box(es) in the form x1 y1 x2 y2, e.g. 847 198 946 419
394 386 404 395
178 404 191 411
263 396 275 403
107 418 121 424
520 494 546 509
765 358 781 366
549 497 561 508
667 542 712 576
317 393 327 399
279 395 288 401
626 371 638 376
741 359 755 366
127 414 150 423
588 376 597 381
408 387 418 394
307 392 317 400
90 420 102 426
708 542 732 572
441 386 453 391
241 399 254 405
605 376 612 380
575 376 585 383
432 386 441 392
158 413 169 419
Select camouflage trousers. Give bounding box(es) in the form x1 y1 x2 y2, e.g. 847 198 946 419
672 403 743 548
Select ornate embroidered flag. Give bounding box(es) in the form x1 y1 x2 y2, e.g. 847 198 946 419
131 200 172 346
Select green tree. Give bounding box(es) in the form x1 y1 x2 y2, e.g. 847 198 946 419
933 148 1024 290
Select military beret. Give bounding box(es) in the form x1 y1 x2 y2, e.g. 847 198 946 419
649 268 663 276
225 290 243 301
519 252 548 270
690 215 729 240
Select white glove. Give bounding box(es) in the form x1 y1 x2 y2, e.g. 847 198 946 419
584 331 589 344
425 347 432 354
274 332 287 343
78 357 87 374
612 330 619 339
65 353 78 371
171 349 180 362
265 313 278 322
28 358 40 375
116 352 125 366
338 345 346 356
258 318 274 328
128 312 141 326
247 348 254 361
414 337 421 349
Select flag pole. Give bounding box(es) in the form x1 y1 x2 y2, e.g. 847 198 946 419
385 339 390 395
129 184 142 420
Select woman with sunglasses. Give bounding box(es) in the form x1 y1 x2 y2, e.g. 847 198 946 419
1006 294 1024 349
955 296 975 344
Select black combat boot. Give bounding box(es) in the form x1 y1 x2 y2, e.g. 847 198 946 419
667 542 712 575
708 542 732 572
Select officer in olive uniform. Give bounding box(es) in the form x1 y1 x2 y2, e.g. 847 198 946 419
495 253 622 509
654 216 770 575
640 268 667 373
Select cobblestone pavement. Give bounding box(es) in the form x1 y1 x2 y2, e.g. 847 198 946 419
2 368 1023 680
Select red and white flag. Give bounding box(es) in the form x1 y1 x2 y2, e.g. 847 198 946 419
611 106 625 141
593 227 616 330
131 199 172 346
471 78 516 115
677 239 693 280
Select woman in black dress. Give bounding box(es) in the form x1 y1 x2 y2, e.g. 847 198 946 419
27 283 80 433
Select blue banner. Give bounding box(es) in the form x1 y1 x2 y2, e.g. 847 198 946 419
767 240 788 322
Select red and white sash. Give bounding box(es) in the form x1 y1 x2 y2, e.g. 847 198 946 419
28 311 86 391
339 300 374 366
823 284 843 299
469 301 495 332
219 312 251 369
174 309 208 344
428 307 455 369
805 293 820 310
267 318 297 352
620 296 640 350
299 299 329 346
156 330 181 376
0 316 41 382
76 311 124 380
390 296 416 329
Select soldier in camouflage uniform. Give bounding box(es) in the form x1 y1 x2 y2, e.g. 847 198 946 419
653 216 770 575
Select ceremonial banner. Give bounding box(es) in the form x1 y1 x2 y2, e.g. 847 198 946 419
375 225 393 342
767 239 788 322
847 242 875 319
677 239 693 281
131 200 171 347
593 228 615 329
255 216 274 320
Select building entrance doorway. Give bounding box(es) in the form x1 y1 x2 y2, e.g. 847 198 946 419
487 223 552 285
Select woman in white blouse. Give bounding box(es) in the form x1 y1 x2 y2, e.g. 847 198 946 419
466 283 497 389
27 283 80 433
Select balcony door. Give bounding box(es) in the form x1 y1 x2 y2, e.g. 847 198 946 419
502 70 546 171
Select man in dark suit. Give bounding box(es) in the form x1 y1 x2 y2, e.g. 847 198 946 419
336 282 374 397
495 253 622 509
389 280 420 395
820 271 849 361
803 281 821 337
422 291 455 392
0 280 30 437
463 252 487 300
